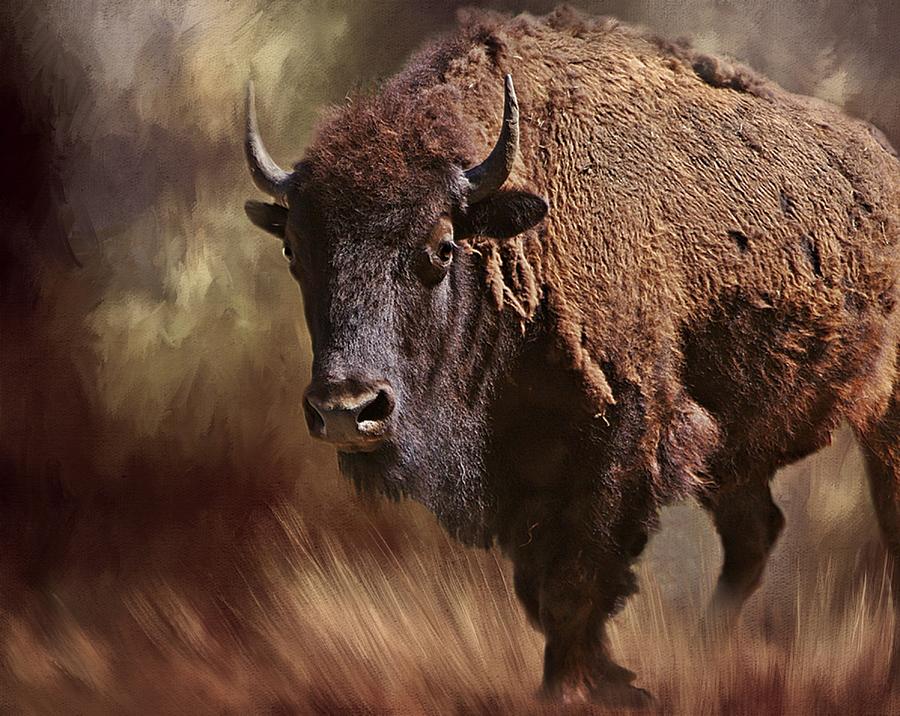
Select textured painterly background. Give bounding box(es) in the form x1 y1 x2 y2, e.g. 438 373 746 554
1 1 898 713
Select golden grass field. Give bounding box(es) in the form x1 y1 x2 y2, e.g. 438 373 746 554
3 431 899 714
2 1 899 713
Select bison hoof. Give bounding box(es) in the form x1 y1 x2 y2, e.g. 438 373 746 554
591 683 654 709
540 681 654 709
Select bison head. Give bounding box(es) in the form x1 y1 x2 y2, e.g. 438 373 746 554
243 75 547 542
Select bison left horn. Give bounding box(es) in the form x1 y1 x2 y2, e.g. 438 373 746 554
245 80 292 204
464 74 520 204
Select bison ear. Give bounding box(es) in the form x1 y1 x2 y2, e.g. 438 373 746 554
455 190 548 240
245 200 288 238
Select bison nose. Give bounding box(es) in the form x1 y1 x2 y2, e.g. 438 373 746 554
303 381 395 451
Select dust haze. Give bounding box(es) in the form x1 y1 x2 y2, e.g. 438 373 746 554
1 0 898 712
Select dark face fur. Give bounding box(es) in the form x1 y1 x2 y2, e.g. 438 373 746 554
244 78 547 542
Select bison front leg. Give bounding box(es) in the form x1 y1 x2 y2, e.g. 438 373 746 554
510 524 652 707
541 554 651 706
699 477 785 632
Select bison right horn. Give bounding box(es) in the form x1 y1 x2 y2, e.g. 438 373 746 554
245 80 293 205
464 74 520 204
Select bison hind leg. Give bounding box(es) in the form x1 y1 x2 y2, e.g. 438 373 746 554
855 381 900 686
700 475 785 635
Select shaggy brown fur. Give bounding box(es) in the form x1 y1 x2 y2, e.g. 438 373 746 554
245 5 899 706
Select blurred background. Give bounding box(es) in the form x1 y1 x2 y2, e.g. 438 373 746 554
1 1 898 712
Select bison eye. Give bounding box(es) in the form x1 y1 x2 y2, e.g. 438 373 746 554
282 244 293 261
417 220 455 286
435 239 455 266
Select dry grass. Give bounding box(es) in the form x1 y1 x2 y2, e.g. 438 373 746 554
2 461 898 715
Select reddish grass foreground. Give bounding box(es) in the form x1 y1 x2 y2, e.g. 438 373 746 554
1 462 898 715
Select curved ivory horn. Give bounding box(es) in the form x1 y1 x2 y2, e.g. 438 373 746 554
464 74 520 204
245 80 292 203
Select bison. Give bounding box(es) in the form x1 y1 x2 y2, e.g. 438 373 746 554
243 7 900 706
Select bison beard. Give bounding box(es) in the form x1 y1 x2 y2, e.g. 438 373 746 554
338 399 495 547
244 5 900 707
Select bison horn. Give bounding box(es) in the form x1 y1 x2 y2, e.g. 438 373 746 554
464 74 520 204
245 80 292 203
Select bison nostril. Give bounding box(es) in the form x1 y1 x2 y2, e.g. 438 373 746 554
303 397 325 435
304 382 394 446
357 389 394 424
